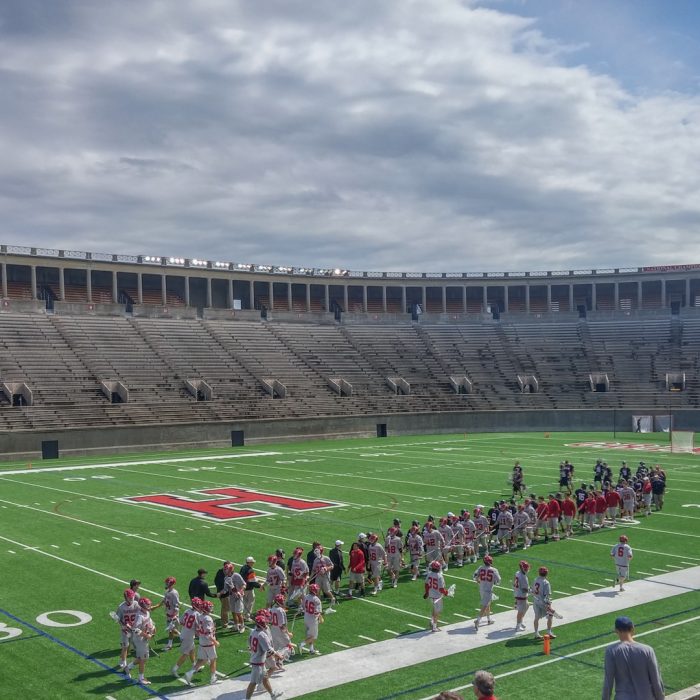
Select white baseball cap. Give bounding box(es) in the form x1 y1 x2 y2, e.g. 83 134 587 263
358 532 367 540
335 540 344 546
246 556 256 563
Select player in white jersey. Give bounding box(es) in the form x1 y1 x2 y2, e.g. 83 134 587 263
513 560 530 631
299 583 323 655
407 526 425 580
184 600 219 686
513 505 530 550
265 556 287 607
448 516 465 567
473 554 501 630
424 560 450 632
287 547 309 605
125 598 156 685
532 566 556 640
461 513 477 563
385 528 403 587
245 610 284 700
310 547 337 611
496 503 514 553
222 562 246 632
116 588 140 670
367 533 387 595
473 508 490 556
152 576 180 651
172 597 200 677
422 523 444 565
610 535 633 591
438 518 454 570
620 482 636 519
270 594 294 670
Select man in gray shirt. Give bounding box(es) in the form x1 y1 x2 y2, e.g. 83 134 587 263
602 616 664 700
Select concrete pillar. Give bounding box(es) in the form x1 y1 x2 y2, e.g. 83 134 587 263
525 285 530 313
661 279 667 308
591 283 597 311
137 273 143 304
637 281 642 309
546 285 552 311
229 279 234 309
343 285 349 312
306 284 311 312
362 285 368 312
401 286 407 314
204 277 211 308
614 282 619 310
382 286 387 312
686 278 691 307
162 274 168 306
324 284 329 312
1 263 7 298
112 270 118 303
30 265 37 300
184 277 190 306
421 286 427 311
250 280 255 310
268 281 274 310
462 286 467 313
504 286 509 313
58 267 65 301
482 285 488 312
441 286 447 313
287 282 292 311
86 269 92 303
568 284 574 312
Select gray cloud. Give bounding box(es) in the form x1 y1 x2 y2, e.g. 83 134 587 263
1 0 700 272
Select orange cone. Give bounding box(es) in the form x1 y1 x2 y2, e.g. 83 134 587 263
543 634 551 655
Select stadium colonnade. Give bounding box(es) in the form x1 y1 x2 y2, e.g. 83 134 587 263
1 244 700 460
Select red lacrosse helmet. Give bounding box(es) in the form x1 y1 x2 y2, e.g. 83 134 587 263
519 560 530 572
164 576 176 588
387 527 396 536
273 594 285 606
429 560 442 572
484 555 493 566
191 597 203 610
368 533 378 543
123 589 136 601
293 547 304 557
199 600 214 614
138 597 152 610
223 562 234 575
619 535 629 543
309 583 320 596
268 555 278 566
539 566 549 577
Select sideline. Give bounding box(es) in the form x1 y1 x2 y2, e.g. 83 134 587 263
173 566 700 699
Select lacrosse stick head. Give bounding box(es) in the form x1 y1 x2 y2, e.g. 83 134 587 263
447 584 456 598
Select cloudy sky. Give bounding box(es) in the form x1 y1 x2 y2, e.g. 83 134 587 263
2 0 700 273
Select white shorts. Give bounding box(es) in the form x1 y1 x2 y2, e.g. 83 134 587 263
231 595 244 614
271 628 290 652
370 561 383 578
250 663 267 684
480 591 494 608
431 597 443 614
497 528 511 540
549 518 559 530
349 571 364 584
197 644 217 661
180 636 195 655
388 557 402 573
317 576 332 595
607 507 618 518
562 515 573 527
120 630 132 648
643 493 652 505
623 500 635 512
304 617 319 639
410 554 422 567
616 565 629 578
266 587 282 606
133 637 150 660
515 598 528 614
533 602 549 619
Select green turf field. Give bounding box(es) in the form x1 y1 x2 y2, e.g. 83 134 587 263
0 430 698 699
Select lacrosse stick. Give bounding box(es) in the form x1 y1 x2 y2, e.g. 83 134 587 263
447 584 456 598
547 606 563 620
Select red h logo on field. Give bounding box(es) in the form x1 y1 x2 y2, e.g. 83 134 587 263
125 486 339 521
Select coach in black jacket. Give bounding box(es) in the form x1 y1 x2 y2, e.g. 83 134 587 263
188 568 217 602
329 540 345 595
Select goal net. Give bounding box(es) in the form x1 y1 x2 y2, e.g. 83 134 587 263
671 431 695 453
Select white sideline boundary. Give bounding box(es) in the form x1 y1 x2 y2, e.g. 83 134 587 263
0 452 281 476
173 566 700 699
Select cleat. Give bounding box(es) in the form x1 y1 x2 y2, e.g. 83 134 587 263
325 607 336 614
392 582 397 588
184 671 194 686
271 692 285 699
171 666 180 678
210 677 219 685
548 633 557 639
473 620 479 630
534 633 543 640
308 649 320 655
140 679 151 685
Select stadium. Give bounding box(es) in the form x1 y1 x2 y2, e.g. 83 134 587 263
1 244 699 699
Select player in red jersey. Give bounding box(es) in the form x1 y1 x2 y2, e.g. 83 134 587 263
560 494 577 538
595 490 608 529
347 542 366 597
606 488 621 526
547 495 561 541
535 496 549 541
582 492 597 531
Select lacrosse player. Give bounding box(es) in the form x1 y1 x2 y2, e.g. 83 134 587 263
116 588 140 670
532 566 556 640
270 594 294 671
172 597 200 677
125 597 156 685
287 547 309 605
299 583 323 655
424 560 451 632
184 600 219 686
611 535 633 591
513 560 530 631
265 555 287 607
245 610 284 700
385 527 403 586
310 546 337 612
438 517 454 570
222 562 246 632
407 525 425 580
367 533 387 595
151 576 180 650
473 554 501 630
474 508 490 556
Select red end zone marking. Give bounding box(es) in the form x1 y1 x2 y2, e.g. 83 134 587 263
126 487 339 521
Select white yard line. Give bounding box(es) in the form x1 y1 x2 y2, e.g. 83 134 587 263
331 641 350 648
357 635 376 642
173 566 700 699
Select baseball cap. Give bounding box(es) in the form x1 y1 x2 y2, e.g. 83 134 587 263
197 568 207 575
130 579 141 587
358 532 367 539
246 556 256 563
614 616 634 632
335 540 344 546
